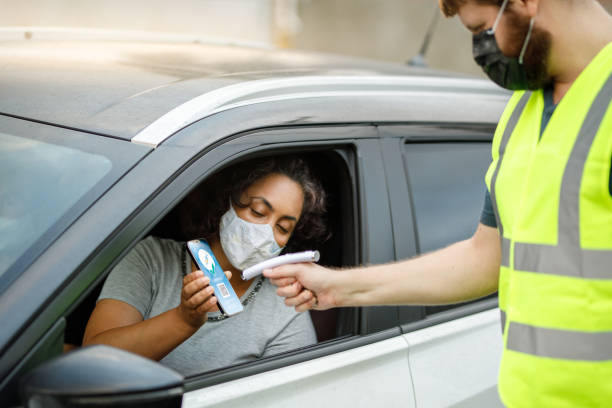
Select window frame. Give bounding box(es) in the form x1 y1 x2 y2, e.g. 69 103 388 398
378 124 497 325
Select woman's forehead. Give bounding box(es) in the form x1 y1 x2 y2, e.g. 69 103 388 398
244 174 303 214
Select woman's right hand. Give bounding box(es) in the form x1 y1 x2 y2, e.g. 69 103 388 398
177 270 231 329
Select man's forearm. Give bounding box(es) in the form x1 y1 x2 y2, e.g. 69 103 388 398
333 223 501 307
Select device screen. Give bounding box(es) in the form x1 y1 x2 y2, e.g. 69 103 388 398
186 239 244 317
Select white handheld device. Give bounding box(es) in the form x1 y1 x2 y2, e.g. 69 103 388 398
241 250 320 280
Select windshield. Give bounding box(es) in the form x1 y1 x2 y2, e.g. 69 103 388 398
0 132 112 276
0 114 151 292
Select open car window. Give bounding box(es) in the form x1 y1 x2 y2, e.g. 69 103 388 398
65 146 359 377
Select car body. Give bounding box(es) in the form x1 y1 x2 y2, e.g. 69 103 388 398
0 29 510 407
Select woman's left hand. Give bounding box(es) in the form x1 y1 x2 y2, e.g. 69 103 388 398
177 270 232 329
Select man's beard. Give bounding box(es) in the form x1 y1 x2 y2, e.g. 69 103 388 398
506 9 553 89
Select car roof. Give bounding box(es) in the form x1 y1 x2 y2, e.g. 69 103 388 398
0 31 504 144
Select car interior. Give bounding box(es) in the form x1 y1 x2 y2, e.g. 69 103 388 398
63 148 359 365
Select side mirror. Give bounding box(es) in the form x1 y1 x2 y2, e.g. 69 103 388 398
20 345 183 408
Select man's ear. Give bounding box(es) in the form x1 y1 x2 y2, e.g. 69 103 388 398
522 0 541 18
506 0 539 20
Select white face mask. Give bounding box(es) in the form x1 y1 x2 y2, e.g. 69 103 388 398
219 203 283 271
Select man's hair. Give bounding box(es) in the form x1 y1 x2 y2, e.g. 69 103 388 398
438 0 503 17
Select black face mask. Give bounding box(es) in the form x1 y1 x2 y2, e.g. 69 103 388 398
472 0 535 90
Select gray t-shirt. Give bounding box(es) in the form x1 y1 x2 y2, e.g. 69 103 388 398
98 236 316 376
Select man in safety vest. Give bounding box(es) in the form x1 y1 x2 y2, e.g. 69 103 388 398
265 0 612 406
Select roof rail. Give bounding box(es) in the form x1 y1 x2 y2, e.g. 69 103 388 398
131 75 501 147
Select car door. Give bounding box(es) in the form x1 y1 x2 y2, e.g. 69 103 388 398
378 125 505 407
165 124 416 407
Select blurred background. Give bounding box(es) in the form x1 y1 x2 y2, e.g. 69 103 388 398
1 0 611 77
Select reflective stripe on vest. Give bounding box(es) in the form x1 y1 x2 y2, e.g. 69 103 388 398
507 322 612 361
490 92 532 246
490 92 532 334
500 237 511 268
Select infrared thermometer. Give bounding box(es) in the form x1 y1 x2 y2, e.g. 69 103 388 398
187 239 243 317
241 250 320 280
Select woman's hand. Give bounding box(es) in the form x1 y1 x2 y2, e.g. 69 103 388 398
264 263 337 312
84 270 233 361
177 270 232 329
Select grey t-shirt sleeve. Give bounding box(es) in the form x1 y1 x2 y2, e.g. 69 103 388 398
98 236 159 317
480 189 497 228
262 311 317 358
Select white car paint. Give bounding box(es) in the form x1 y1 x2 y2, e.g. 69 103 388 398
183 336 415 408
183 308 502 408
405 308 503 407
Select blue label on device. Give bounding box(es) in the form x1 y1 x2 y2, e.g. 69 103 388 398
187 239 243 317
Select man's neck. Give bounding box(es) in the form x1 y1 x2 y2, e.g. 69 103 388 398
547 1 612 103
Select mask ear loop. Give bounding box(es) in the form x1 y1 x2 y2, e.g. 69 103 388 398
488 0 510 34
518 17 535 64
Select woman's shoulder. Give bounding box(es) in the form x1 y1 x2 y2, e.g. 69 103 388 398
136 236 183 256
122 236 184 274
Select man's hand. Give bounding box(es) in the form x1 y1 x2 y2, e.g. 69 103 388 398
266 223 500 311
264 262 337 312
177 270 232 329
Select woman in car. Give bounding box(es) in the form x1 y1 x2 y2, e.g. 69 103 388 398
83 156 327 375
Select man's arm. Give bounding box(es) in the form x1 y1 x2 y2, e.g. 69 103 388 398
264 223 501 312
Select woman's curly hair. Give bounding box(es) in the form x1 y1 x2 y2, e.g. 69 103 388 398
179 155 329 252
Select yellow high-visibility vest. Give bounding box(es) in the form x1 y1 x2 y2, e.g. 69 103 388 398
485 42 612 407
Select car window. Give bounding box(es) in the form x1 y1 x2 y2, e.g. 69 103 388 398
0 133 111 273
403 142 491 253
402 141 495 315
66 146 358 377
0 121 150 294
